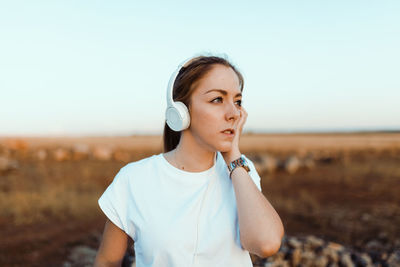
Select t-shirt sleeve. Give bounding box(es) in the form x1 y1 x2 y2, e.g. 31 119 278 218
98 166 136 240
242 154 262 192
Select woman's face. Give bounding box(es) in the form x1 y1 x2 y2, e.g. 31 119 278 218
187 64 242 152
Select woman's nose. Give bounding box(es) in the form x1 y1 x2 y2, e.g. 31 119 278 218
225 102 240 121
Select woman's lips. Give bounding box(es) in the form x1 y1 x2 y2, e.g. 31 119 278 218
221 129 235 138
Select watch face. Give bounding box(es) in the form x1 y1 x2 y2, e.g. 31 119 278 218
228 156 250 173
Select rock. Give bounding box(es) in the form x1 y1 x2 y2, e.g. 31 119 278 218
53 148 70 161
302 156 315 170
68 245 97 266
283 156 301 174
340 252 355 267
263 251 289 266
261 154 278 173
352 252 373 267
0 156 18 174
368 250 383 264
289 248 301 266
321 246 340 263
260 234 395 267
315 151 337 164
273 251 286 261
360 253 373 267
304 235 325 250
264 261 289 267
387 250 400 266
366 240 383 251
92 146 113 161
287 237 302 249
314 255 329 267
72 144 90 160
300 251 316 266
250 153 278 174
264 259 289 267
326 241 345 252
35 149 47 161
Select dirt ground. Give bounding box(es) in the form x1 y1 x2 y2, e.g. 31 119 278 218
0 133 399 266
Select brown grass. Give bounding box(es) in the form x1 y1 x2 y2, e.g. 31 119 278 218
0 133 399 264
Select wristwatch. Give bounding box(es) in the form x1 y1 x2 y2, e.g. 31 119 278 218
227 155 250 179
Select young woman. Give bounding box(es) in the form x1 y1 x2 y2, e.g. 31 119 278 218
94 55 284 267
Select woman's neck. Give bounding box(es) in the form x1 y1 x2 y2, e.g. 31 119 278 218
170 131 216 172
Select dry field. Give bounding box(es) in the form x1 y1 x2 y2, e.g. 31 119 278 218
0 132 399 266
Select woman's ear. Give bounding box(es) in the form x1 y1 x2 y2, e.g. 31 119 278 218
187 102 192 115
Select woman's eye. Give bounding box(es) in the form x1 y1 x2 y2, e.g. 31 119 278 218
211 97 223 103
211 97 242 106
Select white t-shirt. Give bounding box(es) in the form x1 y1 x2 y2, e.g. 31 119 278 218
98 151 262 267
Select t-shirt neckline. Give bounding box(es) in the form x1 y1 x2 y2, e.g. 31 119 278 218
159 152 218 178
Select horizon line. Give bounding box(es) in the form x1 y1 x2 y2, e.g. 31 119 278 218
0 127 399 138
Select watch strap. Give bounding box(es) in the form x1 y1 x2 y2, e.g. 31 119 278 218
228 156 250 179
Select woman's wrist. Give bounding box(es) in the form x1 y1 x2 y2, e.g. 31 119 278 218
223 150 242 165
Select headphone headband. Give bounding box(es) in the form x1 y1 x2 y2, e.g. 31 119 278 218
166 57 197 106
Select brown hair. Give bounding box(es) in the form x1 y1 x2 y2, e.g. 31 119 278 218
163 55 244 152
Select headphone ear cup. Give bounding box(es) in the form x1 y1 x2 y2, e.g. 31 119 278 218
166 101 190 131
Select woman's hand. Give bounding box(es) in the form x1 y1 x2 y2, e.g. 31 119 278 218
221 106 248 164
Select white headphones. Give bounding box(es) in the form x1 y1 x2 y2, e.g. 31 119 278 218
165 57 197 132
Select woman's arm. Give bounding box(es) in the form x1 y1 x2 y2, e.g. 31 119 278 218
222 107 284 258
94 219 129 267
230 166 284 258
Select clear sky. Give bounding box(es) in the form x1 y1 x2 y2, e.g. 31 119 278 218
1 1 399 136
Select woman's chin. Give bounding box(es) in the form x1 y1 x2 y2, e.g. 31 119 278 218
216 143 234 153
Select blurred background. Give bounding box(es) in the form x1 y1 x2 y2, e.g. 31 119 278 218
0 1 399 266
